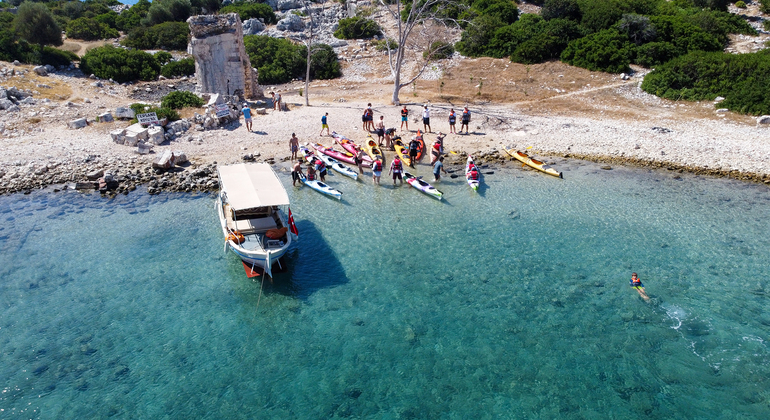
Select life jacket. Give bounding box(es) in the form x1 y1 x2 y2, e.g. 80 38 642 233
462 110 470 121
307 172 316 181
373 160 382 172
410 141 419 151
433 142 441 150
401 108 408 117
449 113 456 123
393 159 402 172
315 159 325 170
630 278 642 286
469 170 478 180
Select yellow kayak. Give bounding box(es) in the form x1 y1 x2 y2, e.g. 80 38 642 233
365 136 384 162
505 148 563 178
392 139 411 167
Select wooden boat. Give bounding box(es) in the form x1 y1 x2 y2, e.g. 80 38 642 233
217 163 297 278
365 136 384 162
504 148 563 178
310 142 357 165
403 171 443 200
331 132 373 164
465 155 480 191
392 139 411 167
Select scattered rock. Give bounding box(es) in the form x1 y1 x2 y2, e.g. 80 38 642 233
33 66 48 76
756 115 770 126
115 107 135 119
98 112 114 123
600 165 612 170
86 169 104 180
148 126 165 145
68 118 88 129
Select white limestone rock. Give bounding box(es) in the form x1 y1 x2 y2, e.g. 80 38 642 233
115 106 135 119
148 126 165 145
99 112 114 122
277 14 305 32
110 128 127 144
68 118 88 129
757 115 770 126
243 18 265 35
33 66 48 76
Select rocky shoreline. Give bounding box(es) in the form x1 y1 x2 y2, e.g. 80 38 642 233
2 147 767 198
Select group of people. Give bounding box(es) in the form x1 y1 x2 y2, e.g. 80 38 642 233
360 104 473 142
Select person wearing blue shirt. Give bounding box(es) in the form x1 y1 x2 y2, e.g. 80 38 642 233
320 112 330 136
241 103 252 132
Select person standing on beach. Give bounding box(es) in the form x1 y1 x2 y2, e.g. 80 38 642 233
320 112 330 136
289 133 299 161
400 105 409 131
376 116 386 146
448 108 456 134
461 106 471 134
408 136 420 168
433 156 446 182
363 103 374 131
371 157 382 184
389 155 403 185
422 105 431 133
355 149 366 174
630 273 650 301
271 92 282 111
291 159 304 187
241 103 252 132
314 156 327 182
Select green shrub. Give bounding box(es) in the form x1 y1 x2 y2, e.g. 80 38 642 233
244 35 342 84
735 1 746 8
80 45 160 83
634 41 678 67
374 38 398 52
129 103 181 123
161 57 195 78
220 2 277 23
66 17 119 41
456 15 507 57
560 28 634 73
541 0 581 21
14 2 62 46
145 0 192 26
762 0 770 14
307 43 342 80
641 50 770 115
161 91 204 109
155 51 173 65
122 22 190 51
33 46 80 66
116 0 151 32
424 41 455 60
333 17 381 39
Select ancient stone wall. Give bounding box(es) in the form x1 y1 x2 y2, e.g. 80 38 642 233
187 13 262 99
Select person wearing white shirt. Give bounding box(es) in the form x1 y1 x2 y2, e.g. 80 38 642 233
422 105 431 133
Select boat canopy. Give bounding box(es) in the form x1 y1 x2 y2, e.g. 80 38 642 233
218 163 290 210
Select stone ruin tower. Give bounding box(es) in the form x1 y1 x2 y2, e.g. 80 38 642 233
187 13 262 99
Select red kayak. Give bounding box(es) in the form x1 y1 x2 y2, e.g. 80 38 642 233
331 132 373 164
310 142 357 165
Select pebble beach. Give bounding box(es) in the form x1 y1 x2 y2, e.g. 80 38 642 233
1 62 769 196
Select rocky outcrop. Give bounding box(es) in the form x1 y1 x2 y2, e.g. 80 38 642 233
187 13 263 99
243 18 265 35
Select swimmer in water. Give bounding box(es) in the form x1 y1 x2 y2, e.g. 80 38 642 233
630 272 650 301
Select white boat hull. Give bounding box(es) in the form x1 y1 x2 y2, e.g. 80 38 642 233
217 193 292 276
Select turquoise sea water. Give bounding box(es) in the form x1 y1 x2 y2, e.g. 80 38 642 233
1 160 769 419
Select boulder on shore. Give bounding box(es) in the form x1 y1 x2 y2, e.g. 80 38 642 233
68 118 88 129
115 107 135 119
757 115 770 126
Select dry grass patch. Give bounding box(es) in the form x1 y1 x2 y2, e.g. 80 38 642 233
3 69 73 101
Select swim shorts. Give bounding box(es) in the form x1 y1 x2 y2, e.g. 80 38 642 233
423 117 430 125
373 171 382 177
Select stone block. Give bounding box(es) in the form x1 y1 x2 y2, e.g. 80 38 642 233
33 66 48 76
136 141 152 154
254 107 267 115
124 133 140 147
68 118 88 129
173 151 188 165
115 106 135 119
167 119 191 133
110 128 126 144
99 112 114 122
152 150 176 170
86 169 104 180
125 123 149 141
148 126 165 145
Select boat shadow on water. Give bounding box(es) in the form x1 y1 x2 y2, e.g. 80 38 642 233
237 219 349 300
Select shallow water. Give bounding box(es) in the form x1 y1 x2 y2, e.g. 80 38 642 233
1 160 769 419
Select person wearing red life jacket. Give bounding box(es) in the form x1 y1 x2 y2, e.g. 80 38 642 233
389 156 403 185
306 164 316 181
314 158 327 182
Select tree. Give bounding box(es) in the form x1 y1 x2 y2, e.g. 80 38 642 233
14 2 63 46
376 0 461 104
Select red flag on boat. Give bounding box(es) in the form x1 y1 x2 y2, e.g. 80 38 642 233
288 208 299 236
